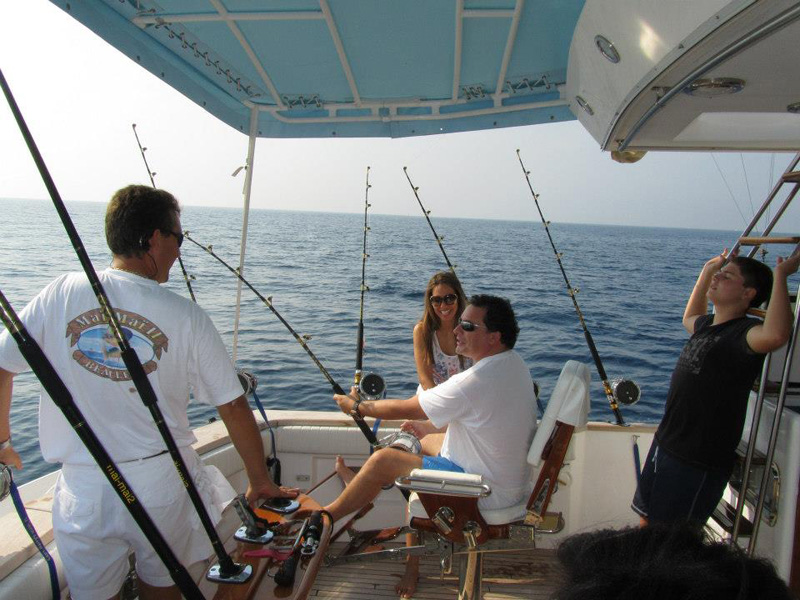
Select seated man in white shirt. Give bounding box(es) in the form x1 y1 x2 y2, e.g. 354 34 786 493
329 294 537 521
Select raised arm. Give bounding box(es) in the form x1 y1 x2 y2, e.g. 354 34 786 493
683 251 728 334
217 396 297 505
0 368 22 469
413 322 436 391
747 244 800 354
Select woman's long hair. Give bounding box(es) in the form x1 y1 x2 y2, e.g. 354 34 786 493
418 271 468 368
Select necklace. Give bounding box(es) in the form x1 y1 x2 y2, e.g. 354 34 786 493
111 265 153 280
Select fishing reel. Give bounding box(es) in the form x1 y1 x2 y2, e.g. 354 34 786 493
237 369 258 397
0 464 10 502
611 378 641 406
357 372 386 400
377 430 422 455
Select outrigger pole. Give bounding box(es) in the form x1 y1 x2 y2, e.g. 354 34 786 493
354 166 372 389
403 167 457 273
0 68 250 585
131 123 197 302
516 150 628 426
183 234 380 447
0 292 204 599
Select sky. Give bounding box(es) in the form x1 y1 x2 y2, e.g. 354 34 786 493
0 1 797 231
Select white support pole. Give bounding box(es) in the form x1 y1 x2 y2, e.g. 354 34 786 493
232 105 259 365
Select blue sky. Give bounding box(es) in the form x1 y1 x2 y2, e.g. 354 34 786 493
0 1 796 231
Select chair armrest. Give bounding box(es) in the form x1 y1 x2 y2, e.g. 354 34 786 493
395 469 491 498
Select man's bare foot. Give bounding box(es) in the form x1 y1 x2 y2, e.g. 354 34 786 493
335 456 356 486
395 557 419 598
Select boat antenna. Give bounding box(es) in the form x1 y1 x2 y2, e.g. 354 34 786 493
403 167 457 273
0 68 251 585
131 123 198 303
183 233 380 447
516 150 639 426
0 291 205 598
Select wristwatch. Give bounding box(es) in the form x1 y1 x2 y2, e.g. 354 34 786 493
0 438 11 451
350 398 363 418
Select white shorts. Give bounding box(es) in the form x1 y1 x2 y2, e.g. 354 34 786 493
52 447 235 600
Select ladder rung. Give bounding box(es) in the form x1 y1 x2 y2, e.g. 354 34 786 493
739 236 800 245
710 500 753 536
782 171 800 183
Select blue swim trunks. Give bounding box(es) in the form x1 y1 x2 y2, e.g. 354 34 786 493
422 454 465 473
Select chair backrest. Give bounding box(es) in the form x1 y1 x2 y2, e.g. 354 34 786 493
527 360 590 467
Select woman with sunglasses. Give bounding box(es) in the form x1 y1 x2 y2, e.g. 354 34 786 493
413 271 472 393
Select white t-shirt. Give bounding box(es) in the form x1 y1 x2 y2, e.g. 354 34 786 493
418 349 537 510
0 269 243 465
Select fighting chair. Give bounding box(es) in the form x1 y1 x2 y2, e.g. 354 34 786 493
330 360 591 600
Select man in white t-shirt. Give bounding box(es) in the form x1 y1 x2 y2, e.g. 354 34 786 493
328 295 536 521
0 185 296 600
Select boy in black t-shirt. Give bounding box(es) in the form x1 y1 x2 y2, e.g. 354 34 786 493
632 245 800 525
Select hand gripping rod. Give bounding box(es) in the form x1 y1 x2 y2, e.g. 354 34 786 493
131 123 197 303
182 234 379 446
0 291 204 599
0 68 248 583
516 150 626 426
403 167 457 273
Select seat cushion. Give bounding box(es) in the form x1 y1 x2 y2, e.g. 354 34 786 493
408 492 527 526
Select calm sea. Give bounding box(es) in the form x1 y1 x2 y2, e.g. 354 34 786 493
0 198 769 485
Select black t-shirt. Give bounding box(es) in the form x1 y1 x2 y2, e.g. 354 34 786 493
655 314 765 473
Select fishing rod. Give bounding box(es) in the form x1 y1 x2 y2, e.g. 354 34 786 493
354 167 386 401
0 68 250 585
0 291 205 598
131 123 198 303
516 149 639 426
403 167 457 273
182 233 380 446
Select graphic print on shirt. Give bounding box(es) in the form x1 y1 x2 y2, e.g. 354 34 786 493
66 308 169 380
675 331 720 375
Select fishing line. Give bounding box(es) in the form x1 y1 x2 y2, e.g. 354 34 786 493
132 123 198 302
403 167 457 273
0 290 204 598
516 150 639 426
182 233 380 447
0 68 249 584
354 166 386 402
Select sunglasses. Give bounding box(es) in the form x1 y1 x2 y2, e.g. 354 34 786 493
163 229 184 247
458 319 488 332
430 293 457 306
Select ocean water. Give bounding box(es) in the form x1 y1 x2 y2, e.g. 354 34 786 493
0 198 765 485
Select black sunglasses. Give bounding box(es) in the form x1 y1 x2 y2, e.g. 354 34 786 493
163 229 184 247
430 293 457 306
458 318 488 332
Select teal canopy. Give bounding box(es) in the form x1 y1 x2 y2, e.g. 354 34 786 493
51 0 583 138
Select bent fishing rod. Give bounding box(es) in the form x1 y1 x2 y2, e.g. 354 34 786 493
516 150 639 426
182 233 380 446
354 167 386 401
0 291 205 599
0 68 250 584
132 123 197 303
403 167 457 273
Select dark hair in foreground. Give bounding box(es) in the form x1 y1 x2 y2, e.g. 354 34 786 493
468 295 519 348
106 185 181 257
554 524 792 600
731 256 773 308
